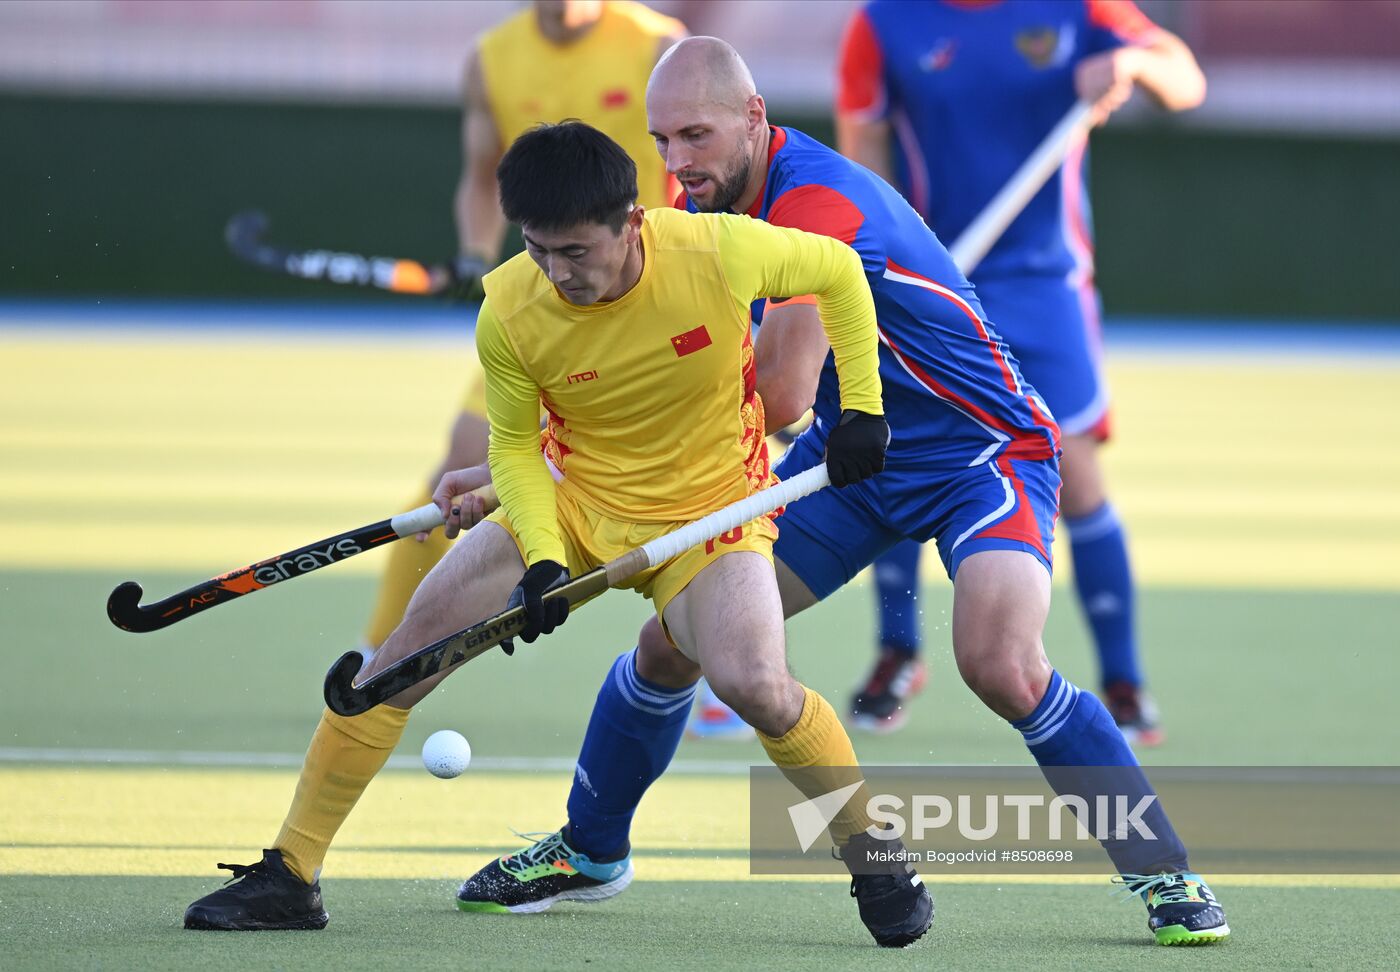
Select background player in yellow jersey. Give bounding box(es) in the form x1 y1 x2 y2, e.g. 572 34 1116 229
360 0 687 659
184 121 932 948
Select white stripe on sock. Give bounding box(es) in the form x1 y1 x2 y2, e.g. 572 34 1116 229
613 655 695 717
1017 676 1070 736
1021 685 1082 747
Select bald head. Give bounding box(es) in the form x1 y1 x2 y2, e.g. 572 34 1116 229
647 37 768 213
649 36 756 112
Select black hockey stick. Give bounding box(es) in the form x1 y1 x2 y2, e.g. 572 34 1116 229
224 210 456 295
107 487 497 633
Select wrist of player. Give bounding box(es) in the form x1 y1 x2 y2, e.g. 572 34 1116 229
507 559 570 644
823 409 890 488
447 254 490 303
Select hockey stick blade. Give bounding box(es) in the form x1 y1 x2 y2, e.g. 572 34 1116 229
107 488 494 634
323 570 611 716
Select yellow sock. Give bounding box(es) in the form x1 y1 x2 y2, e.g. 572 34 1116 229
274 705 410 883
362 488 453 648
757 686 874 846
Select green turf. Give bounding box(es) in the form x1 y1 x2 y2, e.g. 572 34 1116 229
4 876 1394 971
5 567 1398 765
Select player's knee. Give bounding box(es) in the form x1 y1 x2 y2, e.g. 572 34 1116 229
706 668 793 736
634 616 701 688
955 640 1049 721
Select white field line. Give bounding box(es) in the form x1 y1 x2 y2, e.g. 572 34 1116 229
2 747 1395 785
0 746 753 775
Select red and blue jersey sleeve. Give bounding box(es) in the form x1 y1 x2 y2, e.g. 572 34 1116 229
836 5 887 122
1083 0 1162 55
767 184 866 248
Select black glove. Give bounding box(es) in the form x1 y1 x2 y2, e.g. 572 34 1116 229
824 409 890 487
445 254 489 304
507 560 571 644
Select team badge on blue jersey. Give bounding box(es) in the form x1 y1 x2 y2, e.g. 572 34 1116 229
1015 24 1074 69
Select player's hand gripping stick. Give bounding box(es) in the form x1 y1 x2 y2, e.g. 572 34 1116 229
824 409 892 487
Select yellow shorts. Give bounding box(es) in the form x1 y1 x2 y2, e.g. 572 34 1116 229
486 484 778 626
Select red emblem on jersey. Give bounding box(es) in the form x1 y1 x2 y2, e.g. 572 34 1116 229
601 88 630 109
671 325 712 357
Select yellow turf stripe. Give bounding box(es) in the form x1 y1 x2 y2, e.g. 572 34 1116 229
2 767 1397 887
10 332 1400 588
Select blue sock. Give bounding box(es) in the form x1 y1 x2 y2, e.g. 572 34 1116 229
873 539 923 656
566 648 695 860
1066 503 1140 688
1012 670 1188 874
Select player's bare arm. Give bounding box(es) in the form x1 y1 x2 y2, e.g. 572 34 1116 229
753 300 828 429
835 113 894 184
1076 29 1206 123
455 45 507 265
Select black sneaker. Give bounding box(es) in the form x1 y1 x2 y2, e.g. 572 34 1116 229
456 828 633 914
1116 872 1230 945
183 849 328 930
850 650 927 733
1103 681 1165 747
838 833 933 948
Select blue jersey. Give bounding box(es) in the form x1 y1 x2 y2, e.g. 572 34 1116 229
837 0 1160 280
684 126 1058 469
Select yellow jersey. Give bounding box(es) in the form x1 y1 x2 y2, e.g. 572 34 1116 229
476 207 884 566
478 1 682 210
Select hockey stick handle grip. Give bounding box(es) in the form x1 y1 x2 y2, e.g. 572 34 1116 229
948 99 1093 277
632 464 830 572
389 484 499 538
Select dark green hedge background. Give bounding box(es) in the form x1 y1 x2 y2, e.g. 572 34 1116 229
4 93 1398 320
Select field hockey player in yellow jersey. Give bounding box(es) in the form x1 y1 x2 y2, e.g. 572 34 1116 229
359 0 686 661
184 121 931 947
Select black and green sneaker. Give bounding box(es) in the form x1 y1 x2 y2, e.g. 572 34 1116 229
183 849 328 931
456 828 633 915
838 833 934 948
1116 872 1229 945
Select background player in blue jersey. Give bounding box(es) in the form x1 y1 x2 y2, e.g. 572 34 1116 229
453 37 1227 947
837 0 1206 741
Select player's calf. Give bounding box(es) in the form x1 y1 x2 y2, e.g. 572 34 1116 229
183 849 328 931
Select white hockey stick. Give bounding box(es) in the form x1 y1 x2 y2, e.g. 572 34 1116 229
948 99 1095 276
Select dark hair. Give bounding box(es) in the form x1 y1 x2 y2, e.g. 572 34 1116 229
497 120 638 233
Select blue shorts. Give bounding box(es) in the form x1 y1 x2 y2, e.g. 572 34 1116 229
773 429 1060 601
975 274 1108 439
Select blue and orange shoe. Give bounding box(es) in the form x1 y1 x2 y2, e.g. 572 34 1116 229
686 680 754 740
456 828 632 915
1115 872 1230 945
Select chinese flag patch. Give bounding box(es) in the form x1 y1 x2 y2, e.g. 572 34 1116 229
671 325 712 357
